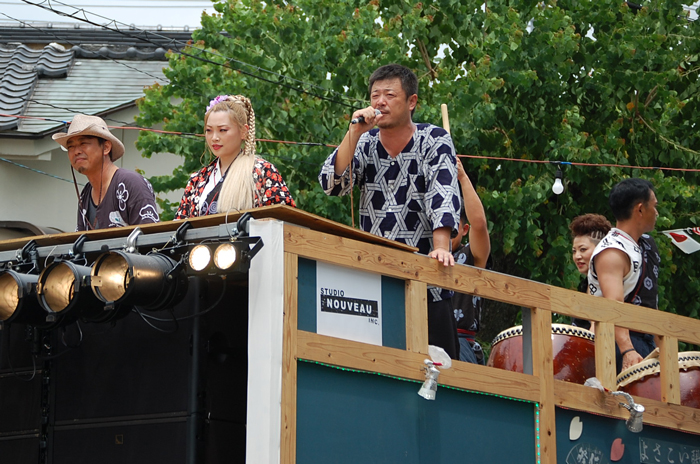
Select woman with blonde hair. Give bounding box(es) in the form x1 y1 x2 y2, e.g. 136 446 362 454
176 95 295 218
569 213 612 329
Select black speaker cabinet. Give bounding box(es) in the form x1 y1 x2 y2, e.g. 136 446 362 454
1 277 248 464
0 321 43 464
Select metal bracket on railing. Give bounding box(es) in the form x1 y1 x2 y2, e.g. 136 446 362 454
611 391 644 433
125 228 143 253
69 234 88 259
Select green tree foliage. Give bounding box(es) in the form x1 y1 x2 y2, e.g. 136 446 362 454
136 0 700 333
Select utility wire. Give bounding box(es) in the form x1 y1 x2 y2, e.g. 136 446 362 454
20 0 365 109
0 11 170 91
1 2 213 7
0 10 220 117
0 157 83 184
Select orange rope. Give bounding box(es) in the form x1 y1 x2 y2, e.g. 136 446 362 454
5 112 700 173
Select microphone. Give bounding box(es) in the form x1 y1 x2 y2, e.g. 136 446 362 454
351 108 381 124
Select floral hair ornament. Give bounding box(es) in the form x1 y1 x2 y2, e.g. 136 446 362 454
206 95 230 113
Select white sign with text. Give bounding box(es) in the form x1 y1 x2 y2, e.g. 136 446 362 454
316 261 382 346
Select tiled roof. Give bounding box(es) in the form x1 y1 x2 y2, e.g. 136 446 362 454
0 37 169 136
0 25 194 49
0 44 73 131
18 59 168 134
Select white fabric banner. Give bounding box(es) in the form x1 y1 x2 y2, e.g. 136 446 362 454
247 219 284 464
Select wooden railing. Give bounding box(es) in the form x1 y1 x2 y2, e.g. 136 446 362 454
2 207 698 464
280 221 700 464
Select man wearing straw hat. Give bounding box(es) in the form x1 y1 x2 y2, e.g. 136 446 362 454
52 114 159 231
319 64 461 359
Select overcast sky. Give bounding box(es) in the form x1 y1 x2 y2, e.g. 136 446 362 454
0 0 216 29
1 0 698 31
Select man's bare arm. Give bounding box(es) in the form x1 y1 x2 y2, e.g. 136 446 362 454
456 159 490 268
594 248 642 370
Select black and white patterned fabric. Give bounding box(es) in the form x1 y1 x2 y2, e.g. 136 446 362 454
319 123 461 302
588 228 660 309
452 243 491 333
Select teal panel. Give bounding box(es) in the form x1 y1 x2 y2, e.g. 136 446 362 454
381 276 406 350
556 407 700 463
297 258 316 333
297 361 536 464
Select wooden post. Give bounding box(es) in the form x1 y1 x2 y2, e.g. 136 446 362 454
281 252 299 464
405 280 428 354
594 322 616 391
530 307 556 464
658 335 680 404
441 103 451 134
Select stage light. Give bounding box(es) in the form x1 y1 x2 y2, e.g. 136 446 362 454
36 261 106 323
188 244 212 272
213 243 238 271
90 251 187 311
186 242 246 275
0 270 46 326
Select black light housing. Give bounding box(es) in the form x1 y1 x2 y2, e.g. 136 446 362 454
0 270 46 326
186 240 257 276
90 251 187 311
36 261 107 324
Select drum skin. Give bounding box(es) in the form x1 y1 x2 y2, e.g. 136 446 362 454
616 352 700 409
487 324 596 385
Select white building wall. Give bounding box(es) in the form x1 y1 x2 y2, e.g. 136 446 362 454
0 107 183 232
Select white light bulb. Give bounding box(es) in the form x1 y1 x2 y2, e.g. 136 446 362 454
552 168 564 195
552 177 564 195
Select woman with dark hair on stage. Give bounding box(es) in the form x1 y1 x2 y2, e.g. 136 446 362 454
569 213 612 330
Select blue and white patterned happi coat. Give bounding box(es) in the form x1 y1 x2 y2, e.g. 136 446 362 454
319 123 461 302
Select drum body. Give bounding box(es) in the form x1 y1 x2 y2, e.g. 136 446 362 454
616 351 700 409
487 324 596 384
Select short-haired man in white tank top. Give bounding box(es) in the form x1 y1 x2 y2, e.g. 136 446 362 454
588 178 660 373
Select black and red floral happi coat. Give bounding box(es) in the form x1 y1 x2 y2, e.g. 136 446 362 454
175 157 296 219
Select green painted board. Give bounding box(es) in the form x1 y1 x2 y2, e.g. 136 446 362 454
556 407 700 463
297 361 537 463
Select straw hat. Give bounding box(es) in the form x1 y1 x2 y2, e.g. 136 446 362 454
52 114 125 161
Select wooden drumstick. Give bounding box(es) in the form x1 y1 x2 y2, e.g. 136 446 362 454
441 103 451 135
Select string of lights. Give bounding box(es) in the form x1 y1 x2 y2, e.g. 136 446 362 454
19 0 366 110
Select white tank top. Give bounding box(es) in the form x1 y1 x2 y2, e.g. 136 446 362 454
588 228 643 303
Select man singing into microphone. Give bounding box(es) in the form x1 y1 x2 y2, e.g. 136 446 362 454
319 64 461 359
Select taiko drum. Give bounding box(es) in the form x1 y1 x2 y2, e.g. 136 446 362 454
487 324 596 384
616 351 700 409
